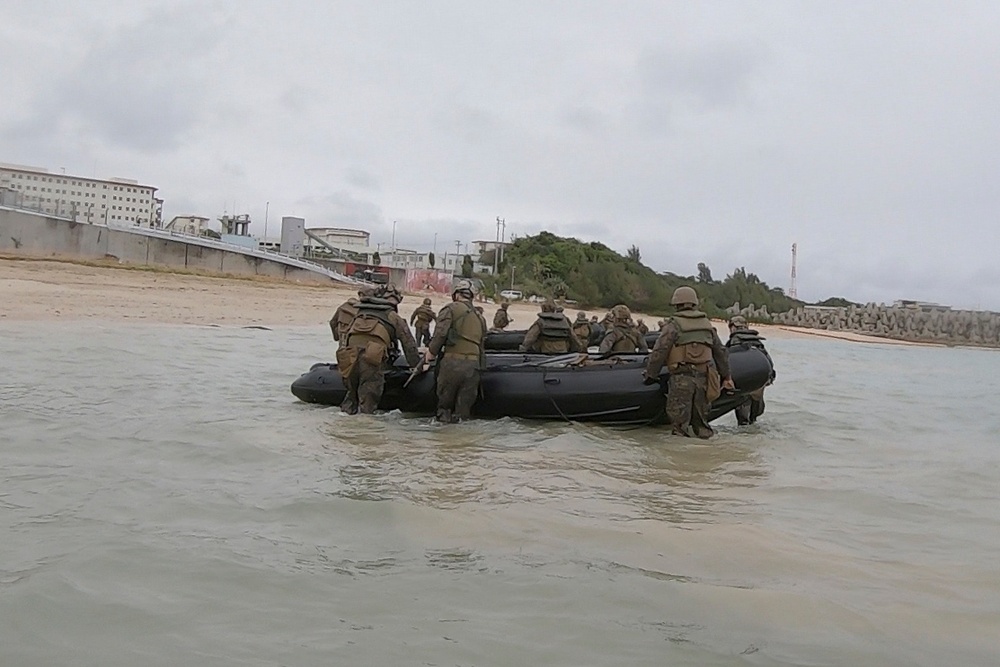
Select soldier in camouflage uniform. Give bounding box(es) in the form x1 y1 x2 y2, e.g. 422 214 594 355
410 297 436 347
492 301 512 331
572 311 592 344
599 305 649 353
519 299 585 353
338 284 419 414
726 315 774 425
330 287 373 345
636 318 649 335
644 286 734 438
424 280 488 423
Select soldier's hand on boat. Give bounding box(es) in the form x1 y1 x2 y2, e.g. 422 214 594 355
642 373 659 385
722 376 735 391
422 349 434 365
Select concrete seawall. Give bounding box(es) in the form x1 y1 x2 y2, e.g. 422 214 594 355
770 303 1000 347
0 208 344 285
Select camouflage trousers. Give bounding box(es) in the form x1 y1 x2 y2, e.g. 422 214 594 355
734 387 766 425
666 372 714 439
415 325 432 347
341 357 385 415
435 356 481 423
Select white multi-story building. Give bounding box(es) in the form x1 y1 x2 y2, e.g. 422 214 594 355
164 215 210 235
0 162 162 227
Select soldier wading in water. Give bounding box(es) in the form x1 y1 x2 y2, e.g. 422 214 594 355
644 286 734 438
338 284 419 414
726 314 775 425
424 280 488 423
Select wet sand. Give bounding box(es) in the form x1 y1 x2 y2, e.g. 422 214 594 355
0 257 915 345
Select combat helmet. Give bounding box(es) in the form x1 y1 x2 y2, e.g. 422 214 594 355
540 298 557 313
422 297 432 306
377 283 402 304
729 315 748 328
576 311 588 321
611 304 631 321
453 279 475 298
670 285 699 307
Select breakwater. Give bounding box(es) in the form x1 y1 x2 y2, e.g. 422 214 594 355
768 303 1000 347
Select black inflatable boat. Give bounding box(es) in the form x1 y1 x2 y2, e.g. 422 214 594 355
290 347 773 425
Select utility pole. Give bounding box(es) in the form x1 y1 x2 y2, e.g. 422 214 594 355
392 220 397 251
499 217 506 266
264 201 269 240
789 243 798 299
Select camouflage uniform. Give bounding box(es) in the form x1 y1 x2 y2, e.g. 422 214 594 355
493 304 512 330
519 301 584 353
427 286 487 423
645 308 731 438
338 290 419 414
636 319 649 335
572 312 592 344
410 299 436 347
726 316 774 425
599 305 649 353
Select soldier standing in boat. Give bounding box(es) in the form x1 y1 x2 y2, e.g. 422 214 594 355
425 280 488 423
636 318 649 335
519 299 585 354
599 305 649 353
338 284 419 414
726 315 775 425
492 300 512 331
410 297 436 347
644 286 734 438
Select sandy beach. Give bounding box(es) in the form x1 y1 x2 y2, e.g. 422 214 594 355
1 257 919 345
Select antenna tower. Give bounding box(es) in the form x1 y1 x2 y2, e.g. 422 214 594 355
789 243 798 299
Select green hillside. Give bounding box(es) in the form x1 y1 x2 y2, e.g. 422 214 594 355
478 231 801 319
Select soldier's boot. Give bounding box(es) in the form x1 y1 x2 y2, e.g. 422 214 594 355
734 401 751 426
340 394 358 415
436 409 454 423
695 425 715 439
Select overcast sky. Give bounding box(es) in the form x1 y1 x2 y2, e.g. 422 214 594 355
3 1 999 308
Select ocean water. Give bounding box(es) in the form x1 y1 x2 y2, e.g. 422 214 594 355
1 322 998 666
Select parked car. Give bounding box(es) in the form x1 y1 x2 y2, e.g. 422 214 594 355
499 290 523 300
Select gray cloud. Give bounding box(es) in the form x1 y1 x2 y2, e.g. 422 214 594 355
4 2 1000 309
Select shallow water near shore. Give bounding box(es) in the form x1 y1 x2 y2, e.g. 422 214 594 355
2 321 999 666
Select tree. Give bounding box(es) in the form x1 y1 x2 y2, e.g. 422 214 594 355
372 251 381 266
697 262 713 283
461 254 474 278
428 251 435 268
627 245 641 262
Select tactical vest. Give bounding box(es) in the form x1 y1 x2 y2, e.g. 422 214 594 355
573 322 591 340
666 310 715 369
536 312 569 340
347 298 397 348
335 301 359 338
607 324 642 352
727 328 765 349
445 301 485 356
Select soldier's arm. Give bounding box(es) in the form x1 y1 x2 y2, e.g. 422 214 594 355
330 311 340 341
636 331 649 353
568 327 584 352
519 323 540 352
710 329 733 381
392 313 421 367
598 330 616 354
410 309 418 325
644 324 678 378
427 305 453 357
